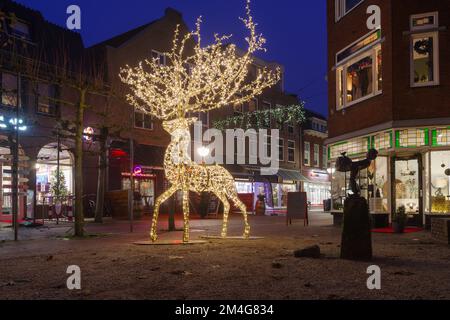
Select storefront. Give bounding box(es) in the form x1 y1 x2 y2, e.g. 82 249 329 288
0 137 26 222
301 168 331 209
328 127 450 228
109 143 166 214
35 143 74 204
231 167 302 211
121 166 157 208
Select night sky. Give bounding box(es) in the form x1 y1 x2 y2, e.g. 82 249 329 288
15 0 328 116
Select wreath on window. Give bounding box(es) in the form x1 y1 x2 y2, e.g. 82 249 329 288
414 39 432 55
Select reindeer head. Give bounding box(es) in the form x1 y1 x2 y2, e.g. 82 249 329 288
162 117 198 135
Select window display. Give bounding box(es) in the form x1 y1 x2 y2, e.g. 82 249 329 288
430 151 450 213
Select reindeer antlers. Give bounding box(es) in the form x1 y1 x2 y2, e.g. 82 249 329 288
119 0 280 121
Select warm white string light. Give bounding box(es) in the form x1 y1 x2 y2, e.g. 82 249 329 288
120 0 280 243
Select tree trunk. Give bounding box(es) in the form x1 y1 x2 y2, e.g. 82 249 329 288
94 127 108 223
74 88 86 237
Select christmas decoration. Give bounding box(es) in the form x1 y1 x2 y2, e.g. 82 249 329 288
120 0 280 243
213 104 305 131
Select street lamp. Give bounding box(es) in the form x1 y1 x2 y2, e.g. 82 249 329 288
197 146 210 164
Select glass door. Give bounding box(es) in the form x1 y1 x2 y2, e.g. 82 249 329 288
393 157 423 226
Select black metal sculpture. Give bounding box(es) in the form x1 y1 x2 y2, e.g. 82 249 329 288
335 149 379 196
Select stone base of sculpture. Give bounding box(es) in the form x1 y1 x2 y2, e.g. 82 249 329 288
340 195 373 261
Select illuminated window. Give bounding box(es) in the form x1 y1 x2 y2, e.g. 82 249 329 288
337 45 382 110
330 138 369 159
336 30 382 110
411 33 439 87
396 129 428 148
373 131 392 150
323 146 328 169
410 13 439 87
432 128 450 146
411 12 438 31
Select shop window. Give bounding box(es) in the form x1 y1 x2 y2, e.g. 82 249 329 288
394 159 420 214
1 73 18 107
288 140 295 163
135 111 153 130
37 83 57 115
151 50 166 66
314 144 320 167
278 138 284 162
368 156 389 213
304 141 310 166
335 0 364 21
429 151 450 214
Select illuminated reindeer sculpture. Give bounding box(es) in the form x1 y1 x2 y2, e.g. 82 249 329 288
120 0 280 243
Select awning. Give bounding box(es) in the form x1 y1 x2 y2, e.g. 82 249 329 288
276 169 310 183
225 165 278 183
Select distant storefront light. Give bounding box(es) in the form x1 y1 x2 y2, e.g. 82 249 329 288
83 127 94 141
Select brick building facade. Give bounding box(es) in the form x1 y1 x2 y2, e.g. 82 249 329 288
301 110 331 210
326 0 450 227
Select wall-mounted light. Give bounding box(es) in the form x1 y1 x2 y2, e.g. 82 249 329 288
83 127 94 141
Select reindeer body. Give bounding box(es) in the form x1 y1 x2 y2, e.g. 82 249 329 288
150 118 250 243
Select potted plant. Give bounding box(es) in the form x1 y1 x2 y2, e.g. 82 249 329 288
255 193 266 216
392 205 407 233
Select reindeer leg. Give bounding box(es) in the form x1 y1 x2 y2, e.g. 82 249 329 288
182 188 190 243
230 194 250 239
215 192 230 238
150 185 178 242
